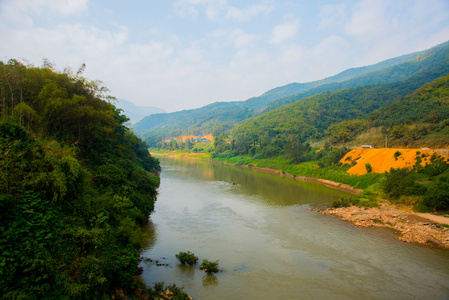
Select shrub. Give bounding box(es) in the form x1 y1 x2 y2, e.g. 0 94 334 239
332 196 378 208
365 163 372 173
383 167 417 199
199 259 219 273
394 151 402 161
332 197 352 208
175 251 198 265
423 179 449 211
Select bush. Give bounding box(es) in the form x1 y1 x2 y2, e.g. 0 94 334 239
383 167 417 199
394 151 402 161
199 259 219 273
423 179 449 211
175 251 198 265
332 197 352 208
332 195 379 208
365 163 372 173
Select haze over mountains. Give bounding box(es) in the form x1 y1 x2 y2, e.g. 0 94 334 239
134 40 449 147
115 99 165 124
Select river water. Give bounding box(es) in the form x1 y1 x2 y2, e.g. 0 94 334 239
140 157 449 299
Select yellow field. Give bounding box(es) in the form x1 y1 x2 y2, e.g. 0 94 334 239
340 148 440 175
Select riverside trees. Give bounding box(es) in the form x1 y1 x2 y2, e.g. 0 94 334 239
0 59 160 298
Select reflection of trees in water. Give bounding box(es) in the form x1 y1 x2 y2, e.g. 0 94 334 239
140 219 157 251
202 273 218 286
176 264 195 279
162 156 346 207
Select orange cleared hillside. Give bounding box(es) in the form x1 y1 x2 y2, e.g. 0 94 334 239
180 135 198 141
341 148 436 175
202 134 214 141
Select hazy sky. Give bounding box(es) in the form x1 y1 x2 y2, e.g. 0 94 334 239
1 0 449 112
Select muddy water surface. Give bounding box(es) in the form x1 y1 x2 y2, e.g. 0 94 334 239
140 157 449 299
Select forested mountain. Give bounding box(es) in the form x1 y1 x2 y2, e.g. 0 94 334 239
266 41 449 110
136 41 449 145
356 74 449 148
222 67 449 158
0 60 160 298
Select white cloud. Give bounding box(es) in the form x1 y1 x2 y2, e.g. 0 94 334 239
319 4 346 29
344 0 391 38
211 28 260 49
173 0 274 22
270 18 300 44
173 1 200 19
1 0 449 112
0 0 89 26
343 0 449 67
225 1 275 21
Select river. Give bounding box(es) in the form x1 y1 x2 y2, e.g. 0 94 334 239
140 156 449 299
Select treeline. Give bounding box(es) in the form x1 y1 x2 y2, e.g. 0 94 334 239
219 69 441 159
0 59 160 298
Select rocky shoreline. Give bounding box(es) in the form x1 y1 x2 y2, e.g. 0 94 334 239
320 202 449 248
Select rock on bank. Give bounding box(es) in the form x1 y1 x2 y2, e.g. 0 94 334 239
321 203 449 248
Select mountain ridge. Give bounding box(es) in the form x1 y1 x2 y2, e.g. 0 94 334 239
135 40 449 146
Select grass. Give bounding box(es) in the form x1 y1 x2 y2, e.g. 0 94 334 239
213 155 383 190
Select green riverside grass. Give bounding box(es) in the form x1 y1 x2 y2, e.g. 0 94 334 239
212 155 383 190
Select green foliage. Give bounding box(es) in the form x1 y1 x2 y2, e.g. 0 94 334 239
423 175 449 211
383 167 419 199
176 251 198 265
0 61 160 298
332 197 353 208
394 151 402 160
383 155 449 211
365 163 372 173
332 195 379 208
327 119 368 144
199 259 219 273
151 282 190 300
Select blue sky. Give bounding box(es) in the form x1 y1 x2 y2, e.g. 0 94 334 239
1 0 449 112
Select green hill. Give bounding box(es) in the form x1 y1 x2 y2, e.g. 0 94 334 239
136 41 449 145
225 67 449 157
346 74 449 148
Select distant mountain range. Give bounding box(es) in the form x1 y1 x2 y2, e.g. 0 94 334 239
134 40 449 147
114 99 165 124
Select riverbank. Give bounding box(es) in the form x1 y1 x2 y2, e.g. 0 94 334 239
151 152 363 194
320 203 449 248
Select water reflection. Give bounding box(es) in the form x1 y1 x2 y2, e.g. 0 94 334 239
202 273 218 286
163 157 348 208
141 157 449 300
176 264 195 279
140 219 157 251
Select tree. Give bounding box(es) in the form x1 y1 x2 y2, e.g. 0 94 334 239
383 167 417 199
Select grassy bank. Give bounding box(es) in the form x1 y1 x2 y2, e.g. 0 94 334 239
152 149 384 193
211 155 384 191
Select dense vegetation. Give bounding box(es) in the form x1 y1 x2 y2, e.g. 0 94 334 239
383 152 449 211
148 41 449 213
0 59 160 298
137 41 449 145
